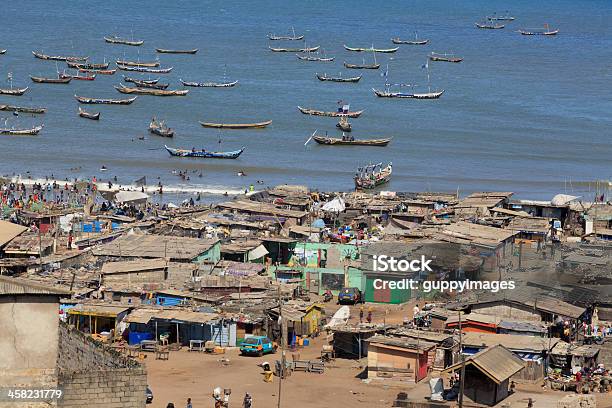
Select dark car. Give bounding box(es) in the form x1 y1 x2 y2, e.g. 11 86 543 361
337 287 362 304
146 386 153 404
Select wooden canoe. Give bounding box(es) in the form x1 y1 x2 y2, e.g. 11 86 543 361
0 105 46 114
343 61 380 69
78 107 100 120
0 87 29 96
180 79 238 88
116 64 173 73
165 145 244 159
155 48 198 54
269 46 320 53
78 68 116 75
30 75 72 84
116 59 160 67
123 76 159 85
343 45 398 53
429 53 463 63
0 125 44 136
297 106 363 118
316 73 361 82
74 95 137 104
114 84 188 96
67 61 109 69
104 36 144 46
313 136 391 146
32 51 88 61
391 38 429 45
199 120 272 129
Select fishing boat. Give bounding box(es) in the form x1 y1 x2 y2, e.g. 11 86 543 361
337 116 351 132
373 63 444 99
344 52 379 69
30 75 72 84
373 88 444 99
114 84 188 96
165 145 245 159
149 118 174 137
60 71 96 81
354 162 392 189
475 21 505 29
67 61 109 69
0 87 28 96
0 124 44 136
269 45 320 53
123 76 159 85
313 134 390 146
343 45 399 53
78 68 116 75
78 107 100 120
268 27 304 41
316 73 361 83
116 59 160 67
116 64 173 73
155 48 198 54
180 79 238 88
518 25 559 35
487 12 515 21
296 54 334 62
429 52 463 63
104 36 144 46
74 95 137 104
129 80 169 89
0 105 46 114
0 50 6 55
199 120 272 129
32 51 88 62
392 32 429 45
297 106 363 118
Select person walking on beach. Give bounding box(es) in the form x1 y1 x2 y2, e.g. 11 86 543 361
186 397 192 408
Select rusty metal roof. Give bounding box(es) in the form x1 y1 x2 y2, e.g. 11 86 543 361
0 275 71 296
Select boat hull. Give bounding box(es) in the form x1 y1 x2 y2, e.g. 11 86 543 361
156 49 198 54
75 95 137 104
297 106 363 118
313 136 390 146
199 120 272 129
165 145 244 159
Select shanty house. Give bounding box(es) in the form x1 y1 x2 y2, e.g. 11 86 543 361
444 345 524 406
366 334 435 382
67 304 132 338
101 258 168 284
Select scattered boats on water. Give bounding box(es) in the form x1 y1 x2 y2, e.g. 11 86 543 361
165 145 245 159
392 32 429 45
155 48 198 54
316 73 361 83
30 75 72 84
337 116 351 132
518 25 559 35
104 36 144 46
268 27 304 41
312 133 391 147
199 120 272 129
149 118 174 137
67 61 109 69
487 12 515 21
0 105 46 114
343 45 398 53
269 45 320 53
475 21 506 29
78 107 100 120
429 52 463 63
123 76 159 85
116 64 173 73
0 124 44 136
32 51 88 62
114 84 188 96
180 79 238 88
60 71 96 81
78 68 116 75
116 59 160 67
354 162 392 189
0 87 29 96
298 106 363 118
74 95 137 104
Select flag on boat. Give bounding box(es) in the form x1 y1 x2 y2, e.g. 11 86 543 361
421 61 429 69
134 176 147 187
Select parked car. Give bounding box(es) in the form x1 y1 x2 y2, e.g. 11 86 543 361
240 336 277 356
145 386 153 404
338 287 362 304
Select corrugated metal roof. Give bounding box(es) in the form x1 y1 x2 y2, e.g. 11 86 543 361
444 345 524 384
101 258 168 274
0 220 28 248
461 332 559 352
0 276 71 296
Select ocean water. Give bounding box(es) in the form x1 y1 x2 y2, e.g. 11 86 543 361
0 0 611 201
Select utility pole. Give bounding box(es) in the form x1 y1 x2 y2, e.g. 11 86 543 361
277 285 284 408
458 310 465 408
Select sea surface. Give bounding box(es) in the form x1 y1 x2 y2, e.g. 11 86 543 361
0 0 611 202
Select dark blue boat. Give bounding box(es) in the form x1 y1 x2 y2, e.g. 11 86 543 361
164 145 244 159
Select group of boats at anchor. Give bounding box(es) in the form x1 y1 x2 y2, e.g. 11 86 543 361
473 12 559 35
